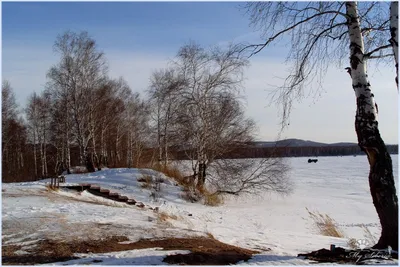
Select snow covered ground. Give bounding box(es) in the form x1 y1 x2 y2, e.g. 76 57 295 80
2 155 398 265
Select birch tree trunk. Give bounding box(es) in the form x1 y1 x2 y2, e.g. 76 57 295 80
390 1 399 88
346 1 398 250
40 141 44 178
115 126 121 165
43 124 48 177
33 128 37 178
164 131 168 167
66 122 71 174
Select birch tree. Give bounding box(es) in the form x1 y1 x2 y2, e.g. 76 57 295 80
26 93 40 178
124 92 150 167
92 77 128 169
244 1 398 250
148 68 185 166
2 80 18 159
173 42 252 189
2 81 27 181
47 31 108 172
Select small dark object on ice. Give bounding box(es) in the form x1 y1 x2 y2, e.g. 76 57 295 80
298 246 398 264
308 159 318 163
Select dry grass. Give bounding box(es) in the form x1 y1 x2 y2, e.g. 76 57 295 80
361 224 377 244
156 211 179 227
347 238 358 249
157 211 178 222
180 191 198 203
206 232 216 239
197 186 223 206
140 162 223 206
179 183 223 206
306 208 379 248
143 162 185 186
203 192 223 206
306 208 345 238
45 184 60 192
347 224 377 249
137 175 153 189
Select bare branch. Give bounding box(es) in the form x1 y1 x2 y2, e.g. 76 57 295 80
364 44 392 59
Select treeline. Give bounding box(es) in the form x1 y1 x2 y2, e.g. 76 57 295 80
213 144 398 159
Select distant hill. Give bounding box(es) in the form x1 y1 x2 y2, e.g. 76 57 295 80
170 138 397 160
252 139 358 148
251 138 399 148
248 139 398 157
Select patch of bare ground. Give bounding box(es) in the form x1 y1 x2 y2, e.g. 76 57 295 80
2 236 259 265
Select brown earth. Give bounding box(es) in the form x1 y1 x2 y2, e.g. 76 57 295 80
2 235 259 265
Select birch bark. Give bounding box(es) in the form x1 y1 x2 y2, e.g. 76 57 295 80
346 1 398 250
390 1 399 88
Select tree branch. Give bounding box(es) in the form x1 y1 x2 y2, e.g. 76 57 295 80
364 44 392 59
241 11 348 57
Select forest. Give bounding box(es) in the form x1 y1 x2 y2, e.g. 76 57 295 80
2 31 275 189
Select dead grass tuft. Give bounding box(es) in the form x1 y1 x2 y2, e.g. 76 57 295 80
141 162 223 206
206 232 216 239
203 192 224 206
143 162 185 185
347 224 377 249
45 184 59 192
347 238 358 249
179 183 223 206
361 224 377 244
306 208 345 238
157 211 178 223
197 186 223 206
138 175 153 189
180 189 201 203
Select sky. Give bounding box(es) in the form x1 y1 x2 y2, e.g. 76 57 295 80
2 2 398 144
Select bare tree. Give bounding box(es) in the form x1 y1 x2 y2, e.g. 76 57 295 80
244 1 398 250
91 77 130 169
172 42 255 189
124 92 150 168
47 31 108 172
148 68 186 166
2 81 27 181
209 158 292 196
25 93 40 178
2 80 18 156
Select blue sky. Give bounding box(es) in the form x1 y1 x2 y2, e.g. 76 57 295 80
2 2 398 144
3 2 260 52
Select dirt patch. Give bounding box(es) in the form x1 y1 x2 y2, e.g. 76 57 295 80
2 235 259 265
159 237 257 265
